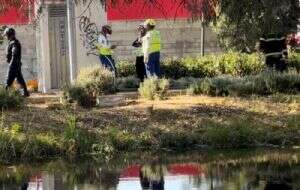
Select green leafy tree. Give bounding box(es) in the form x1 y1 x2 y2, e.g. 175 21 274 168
212 0 300 52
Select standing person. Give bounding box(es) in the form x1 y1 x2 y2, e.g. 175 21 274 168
132 24 146 82
3 27 29 97
259 33 288 72
97 25 117 73
142 19 162 77
20 182 29 190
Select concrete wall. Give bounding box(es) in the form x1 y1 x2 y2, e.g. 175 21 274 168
35 1 107 92
74 2 107 70
6 2 221 92
110 19 221 62
0 25 37 86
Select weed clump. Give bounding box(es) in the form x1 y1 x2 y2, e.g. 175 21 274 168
76 65 115 95
0 88 24 109
63 86 96 108
139 77 170 100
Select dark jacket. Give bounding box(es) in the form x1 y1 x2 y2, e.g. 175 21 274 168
132 38 142 48
259 34 287 57
6 38 22 67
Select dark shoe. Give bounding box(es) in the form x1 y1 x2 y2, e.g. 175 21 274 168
23 91 30 97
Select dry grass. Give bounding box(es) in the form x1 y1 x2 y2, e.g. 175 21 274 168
2 94 299 132
0 94 298 161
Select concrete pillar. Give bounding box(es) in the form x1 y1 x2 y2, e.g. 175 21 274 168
36 1 107 92
36 4 52 93
67 0 77 83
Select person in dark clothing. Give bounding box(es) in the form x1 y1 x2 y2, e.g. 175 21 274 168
132 24 146 82
20 182 29 190
3 27 29 97
264 182 292 190
259 33 288 72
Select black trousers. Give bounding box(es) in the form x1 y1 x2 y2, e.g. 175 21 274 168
6 65 28 93
265 56 287 72
136 56 146 82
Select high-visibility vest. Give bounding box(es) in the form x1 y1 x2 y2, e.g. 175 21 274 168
96 44 112 56
149 30 161 53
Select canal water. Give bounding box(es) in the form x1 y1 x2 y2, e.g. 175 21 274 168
0 149 299 190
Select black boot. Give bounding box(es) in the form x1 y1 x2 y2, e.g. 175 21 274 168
23 91 30 97
23 87 30 97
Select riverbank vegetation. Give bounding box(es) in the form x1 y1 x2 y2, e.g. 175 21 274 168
1 52 299 162
0 94 299 162
0 88 24 110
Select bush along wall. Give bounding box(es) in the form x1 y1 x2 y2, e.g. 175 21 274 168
188 72 300 97
116 52 300 79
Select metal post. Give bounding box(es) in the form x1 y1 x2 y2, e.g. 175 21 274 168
200 14 205 56
67 0 77 84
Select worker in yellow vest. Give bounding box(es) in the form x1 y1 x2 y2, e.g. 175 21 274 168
97 25 117 73
142 19 161 77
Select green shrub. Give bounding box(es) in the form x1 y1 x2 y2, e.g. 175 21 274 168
239 53 265 75
170 77 200 89
117 53 267 79
158 131 199 149
116 60 136 77
161 58 189 79
185 56 220 78
62 116 100 155
138 77 170 100
76 65 115 95
0 88 24 109
187 78 212 95
115 53 298 79
205 120 256 148
189 72 300 97
63 86 96 107
218 52 240 75
107 128 137 151
116 76 140 91
288 52 300 72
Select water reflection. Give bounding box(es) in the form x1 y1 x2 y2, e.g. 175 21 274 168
139 165 165 190
0 150 299 190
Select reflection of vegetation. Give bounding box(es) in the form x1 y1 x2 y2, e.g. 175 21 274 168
0 150 298 189
197 150 300 189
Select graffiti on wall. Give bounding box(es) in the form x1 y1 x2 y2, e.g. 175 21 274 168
59 20 67 56
79 16 99 56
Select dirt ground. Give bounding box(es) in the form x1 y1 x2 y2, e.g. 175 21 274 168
3 95 300 133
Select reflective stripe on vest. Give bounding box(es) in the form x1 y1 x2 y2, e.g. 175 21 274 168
259 37 286 42
149 30 161 53
265 52 283 58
